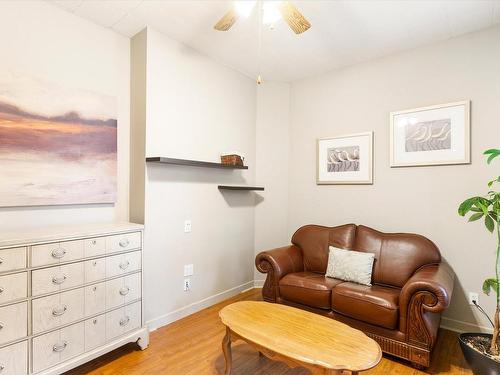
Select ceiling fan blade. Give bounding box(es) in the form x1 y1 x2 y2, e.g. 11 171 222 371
214 9 239 31
279 1 311 34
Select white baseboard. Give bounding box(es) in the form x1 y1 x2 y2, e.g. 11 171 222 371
146 280 254 331
147 279 488 336
254 279 264 288
441 316 493 334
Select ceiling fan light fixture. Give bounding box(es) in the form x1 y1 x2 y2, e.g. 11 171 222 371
234 1 256 18
262 1 282 25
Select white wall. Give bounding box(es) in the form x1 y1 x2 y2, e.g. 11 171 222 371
133 28 257 329
288 26 500 332
254 83 291 283
0 1 130 230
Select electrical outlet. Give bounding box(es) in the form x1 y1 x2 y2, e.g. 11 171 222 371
468 292 479 305
184 264 194 277
184 220 192 233
184 278 191 292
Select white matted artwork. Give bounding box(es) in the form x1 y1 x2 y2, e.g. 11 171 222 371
317 132 373 185
390 100 470 167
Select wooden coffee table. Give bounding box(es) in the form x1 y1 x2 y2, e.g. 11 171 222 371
219 301 381 375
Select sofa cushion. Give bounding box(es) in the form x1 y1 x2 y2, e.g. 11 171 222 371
332 282 400 330
354 225 441 288
291 224 357 273
326 246 375 286
279 272 344 310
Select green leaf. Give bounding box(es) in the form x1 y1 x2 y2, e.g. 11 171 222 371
484 149 500 164
482 278 499 295
488 176 500 188
458 198 477 216
485 214 495 233
468 212 483 222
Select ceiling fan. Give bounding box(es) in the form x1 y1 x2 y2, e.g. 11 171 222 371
214 1 311 34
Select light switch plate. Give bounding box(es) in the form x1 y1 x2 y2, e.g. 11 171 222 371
184 220 192 233
184 264 194 277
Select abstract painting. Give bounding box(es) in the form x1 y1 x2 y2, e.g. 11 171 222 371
317 132 373 185
0 72 117 207
390 101 470 167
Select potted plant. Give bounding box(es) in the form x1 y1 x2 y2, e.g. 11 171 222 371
458 148 500 374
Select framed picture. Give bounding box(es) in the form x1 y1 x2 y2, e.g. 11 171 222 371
317 131 373 185
390 100 470 167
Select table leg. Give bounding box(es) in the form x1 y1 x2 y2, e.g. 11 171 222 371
222 327 232 375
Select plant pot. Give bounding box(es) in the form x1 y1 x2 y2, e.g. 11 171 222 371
459 333 500 375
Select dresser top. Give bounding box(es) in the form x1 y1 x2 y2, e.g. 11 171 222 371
0 222 144 248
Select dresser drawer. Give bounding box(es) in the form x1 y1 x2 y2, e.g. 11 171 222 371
84 237 106 258
105 232 141 254
105 273 141 310
106 251 141 278
0 341 28 375
84 315 106 352
32 262 84 296
32 321 84 373
84 257 106 283
0 302 27 345
0 247 26 273
105 301 141 341
32 288 84 334
84 282 105 316
31 240 84 267
0 272 27 304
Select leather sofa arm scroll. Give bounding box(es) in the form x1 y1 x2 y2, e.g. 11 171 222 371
255 245 303 302
399 263 455 350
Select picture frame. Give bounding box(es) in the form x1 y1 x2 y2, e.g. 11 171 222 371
317 131 373 185
390 100 470 167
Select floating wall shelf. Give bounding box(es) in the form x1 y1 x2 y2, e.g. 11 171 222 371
146 157 248 170
218 185 264 191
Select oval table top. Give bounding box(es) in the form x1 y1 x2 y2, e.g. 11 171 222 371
219 301 382 372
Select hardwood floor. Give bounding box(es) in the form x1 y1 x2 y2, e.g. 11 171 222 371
66 289 472 375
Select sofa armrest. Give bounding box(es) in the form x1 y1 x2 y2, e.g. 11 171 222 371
399 263 455 350
255 245 303 302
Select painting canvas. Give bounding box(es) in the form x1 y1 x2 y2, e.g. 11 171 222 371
390 101 470 167
0 72 117 207
317 132 373 185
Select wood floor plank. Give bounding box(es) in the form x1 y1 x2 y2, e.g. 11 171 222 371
65 289 472 375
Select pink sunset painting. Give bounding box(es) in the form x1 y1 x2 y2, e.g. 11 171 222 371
0 72 117 207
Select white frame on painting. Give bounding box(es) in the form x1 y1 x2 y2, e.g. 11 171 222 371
317 131 373 185
390 100 470 167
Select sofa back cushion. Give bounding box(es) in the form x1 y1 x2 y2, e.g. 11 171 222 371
291 224 357 273
354 225 441 288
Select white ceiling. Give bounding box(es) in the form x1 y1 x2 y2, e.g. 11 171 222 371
47 0 500 82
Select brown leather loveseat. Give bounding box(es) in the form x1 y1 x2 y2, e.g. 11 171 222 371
255 224 454 368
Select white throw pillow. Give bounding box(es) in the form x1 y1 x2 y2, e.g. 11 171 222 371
325 246 375 286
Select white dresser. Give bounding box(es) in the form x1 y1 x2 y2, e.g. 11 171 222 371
0 223 148 375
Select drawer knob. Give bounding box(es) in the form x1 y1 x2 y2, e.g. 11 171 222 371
119 238 130 248
0 322 4 330
52 275 67 285
92 240 97 245
51 248 66 259
53 341 68 353
52 305 68 317
92 261 98 266
0 287 4 294
119 316 130 326
0 364 4 371
119 286 130 296
93 319 98 325
119 260 130 270
0 258 3 265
